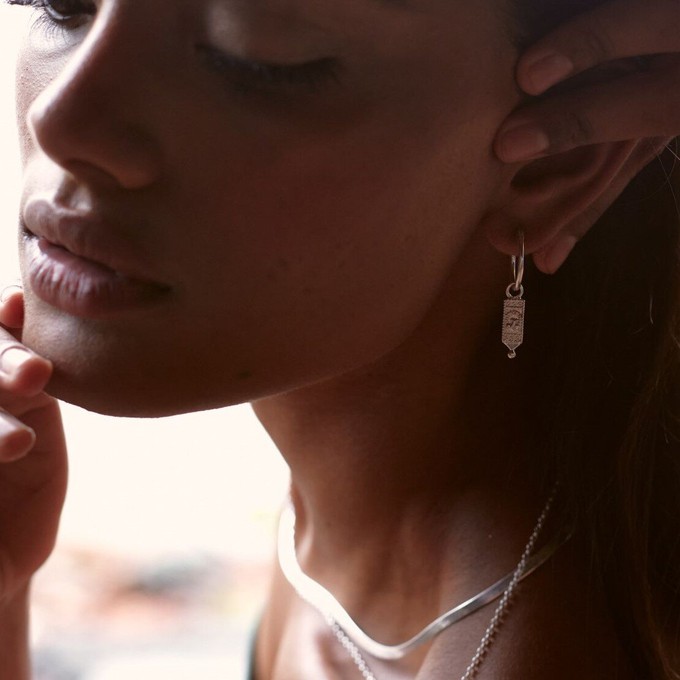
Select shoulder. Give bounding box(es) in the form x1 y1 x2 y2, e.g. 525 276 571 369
419 596 635 680
421 536 637 680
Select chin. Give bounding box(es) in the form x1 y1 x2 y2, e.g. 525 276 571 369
21 312 258 419
45 359 263 418
46 372 189 418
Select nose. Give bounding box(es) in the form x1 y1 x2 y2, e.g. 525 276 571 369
27 18 164 191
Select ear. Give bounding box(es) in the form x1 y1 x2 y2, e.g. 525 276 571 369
481 137 669 274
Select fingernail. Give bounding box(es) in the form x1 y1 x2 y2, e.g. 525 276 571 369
0 413 35 461
0 347 32 377
542 235 578 274
498 124 550 163
0 284 22 304
525 53 574 94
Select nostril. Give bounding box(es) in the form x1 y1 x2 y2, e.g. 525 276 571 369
61 160 123 191
29 125 162 192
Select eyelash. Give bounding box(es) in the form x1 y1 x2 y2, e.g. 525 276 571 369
196 44 341 97
5 0 94 35
4 0 343 97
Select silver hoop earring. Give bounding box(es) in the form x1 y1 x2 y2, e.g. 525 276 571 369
502 230 525 359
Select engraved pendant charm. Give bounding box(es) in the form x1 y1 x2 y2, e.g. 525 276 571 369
502 230 526 359
502 288 525 359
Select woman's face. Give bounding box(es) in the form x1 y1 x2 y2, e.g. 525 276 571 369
14 0 517 416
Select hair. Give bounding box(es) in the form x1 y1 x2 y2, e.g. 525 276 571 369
510 1 680 677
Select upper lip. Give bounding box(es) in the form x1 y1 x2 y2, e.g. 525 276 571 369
22 198 166 284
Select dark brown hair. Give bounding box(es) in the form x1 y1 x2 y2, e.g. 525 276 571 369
511 2 680 676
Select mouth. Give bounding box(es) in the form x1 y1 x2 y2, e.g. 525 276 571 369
21 198 171 319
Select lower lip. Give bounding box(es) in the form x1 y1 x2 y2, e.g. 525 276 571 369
25 237 170 318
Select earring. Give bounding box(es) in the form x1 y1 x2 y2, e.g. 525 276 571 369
502 230 525 359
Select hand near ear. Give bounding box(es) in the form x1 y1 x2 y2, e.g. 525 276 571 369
483 136 669 274
495 0 680 161
490 0 680 273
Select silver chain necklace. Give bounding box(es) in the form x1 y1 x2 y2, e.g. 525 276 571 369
278 488 566 679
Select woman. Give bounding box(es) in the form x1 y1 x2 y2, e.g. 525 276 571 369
0 0 679 678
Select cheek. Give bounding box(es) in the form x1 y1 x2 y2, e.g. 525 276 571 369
14 39 62 166
167 107 496 386
15 53 37 167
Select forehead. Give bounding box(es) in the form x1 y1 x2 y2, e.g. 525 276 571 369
201 0 441 25
201 0 487 35
198 0 492 58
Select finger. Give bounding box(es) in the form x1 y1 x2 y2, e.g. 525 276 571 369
495 61 680 162
0 343 52 399
0 409 36 462
0 284 24 330
517 0 680 95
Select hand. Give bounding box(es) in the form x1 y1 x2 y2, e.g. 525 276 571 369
494 0 680 162
0 284 67 605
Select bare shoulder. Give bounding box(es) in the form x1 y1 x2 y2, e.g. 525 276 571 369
419 596 635 680
420 539 637 680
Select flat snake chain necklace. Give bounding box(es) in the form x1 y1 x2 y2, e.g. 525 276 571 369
278 487 570 680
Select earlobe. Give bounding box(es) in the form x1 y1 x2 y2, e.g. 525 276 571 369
482 138 640 272
532 233 580 275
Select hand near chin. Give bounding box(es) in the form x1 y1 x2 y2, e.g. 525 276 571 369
0 284 67 606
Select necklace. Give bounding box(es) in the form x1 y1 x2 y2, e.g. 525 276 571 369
278 488 568 679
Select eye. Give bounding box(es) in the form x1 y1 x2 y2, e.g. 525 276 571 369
43 0 94 22
5 0 343 98
4 0 96 31
196 44 342 98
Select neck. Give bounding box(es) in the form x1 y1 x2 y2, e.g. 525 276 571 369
252 241 553 646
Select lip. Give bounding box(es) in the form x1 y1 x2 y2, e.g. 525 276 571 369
22 198 171 318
